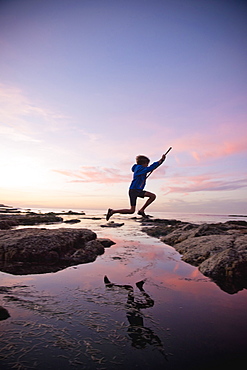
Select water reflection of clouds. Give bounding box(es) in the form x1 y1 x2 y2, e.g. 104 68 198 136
0 218 212 300
1 214 246 368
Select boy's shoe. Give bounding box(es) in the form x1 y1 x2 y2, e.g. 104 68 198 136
106 208 113 221
137 210 149 218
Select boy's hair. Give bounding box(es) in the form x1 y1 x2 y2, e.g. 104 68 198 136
136 155 150 165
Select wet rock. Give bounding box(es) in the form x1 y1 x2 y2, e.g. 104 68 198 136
0 219 18 230
145 218 183 225
0 306 10 320
71 240 104 263
170 235 235 266
0 228 114 275
101 221 124 228
0 213 63 229
142 219 247 294
61 210 85 215
97 238 116 248
81 217 102 220
199 246 247 294
64 219 81 224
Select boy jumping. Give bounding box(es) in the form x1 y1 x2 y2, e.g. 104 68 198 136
106 153 167 220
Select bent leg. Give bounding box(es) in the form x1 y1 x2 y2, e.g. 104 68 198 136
106 206 135 220
112 206 136 215
138 191 156 215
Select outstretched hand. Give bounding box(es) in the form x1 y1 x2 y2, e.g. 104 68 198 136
158 154 166 164
159 147 172 164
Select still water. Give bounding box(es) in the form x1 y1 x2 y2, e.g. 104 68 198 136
0 211 246 369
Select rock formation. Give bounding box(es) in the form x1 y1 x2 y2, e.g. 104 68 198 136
0 213 63 229
142 219 247 294
0 228 115 275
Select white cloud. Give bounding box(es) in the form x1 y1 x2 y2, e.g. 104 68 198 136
0 124 41 142
0 83 69 142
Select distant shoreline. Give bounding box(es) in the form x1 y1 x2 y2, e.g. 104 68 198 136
228 214 247 218
0 204 246 224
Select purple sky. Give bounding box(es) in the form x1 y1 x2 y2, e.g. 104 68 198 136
0 0 246 213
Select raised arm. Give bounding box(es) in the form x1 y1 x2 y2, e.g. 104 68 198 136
158 147 172 164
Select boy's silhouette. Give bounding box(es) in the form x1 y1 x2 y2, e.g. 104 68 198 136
106 153 167 220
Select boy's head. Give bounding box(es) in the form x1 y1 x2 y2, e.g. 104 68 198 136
136 155 150 166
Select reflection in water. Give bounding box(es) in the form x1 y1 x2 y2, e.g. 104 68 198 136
0 211 246 369
104 275 167 359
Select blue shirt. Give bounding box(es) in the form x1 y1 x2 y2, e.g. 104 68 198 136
129 161 160 190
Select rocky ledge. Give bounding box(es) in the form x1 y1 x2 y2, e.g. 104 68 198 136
0 213 63 229
0 228 115 275
142 219 247 294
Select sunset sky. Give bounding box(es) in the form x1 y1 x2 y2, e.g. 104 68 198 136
0 0 246 214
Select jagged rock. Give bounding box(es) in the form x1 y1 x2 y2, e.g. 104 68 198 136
97 238 116 248
71 240 104 263
170 235 236 266
0 228 114 275
199 246 247 294
142 219 247 294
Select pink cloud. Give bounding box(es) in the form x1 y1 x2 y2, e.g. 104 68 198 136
54 163 167 184
171 125 247 163
163 174 247 194
54 166 131 184
191 140 247 162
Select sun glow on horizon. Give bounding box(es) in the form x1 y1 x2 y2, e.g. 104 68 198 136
1 155 49 188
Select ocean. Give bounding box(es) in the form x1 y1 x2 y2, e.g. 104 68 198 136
29 207 247 224
0 209 246 369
